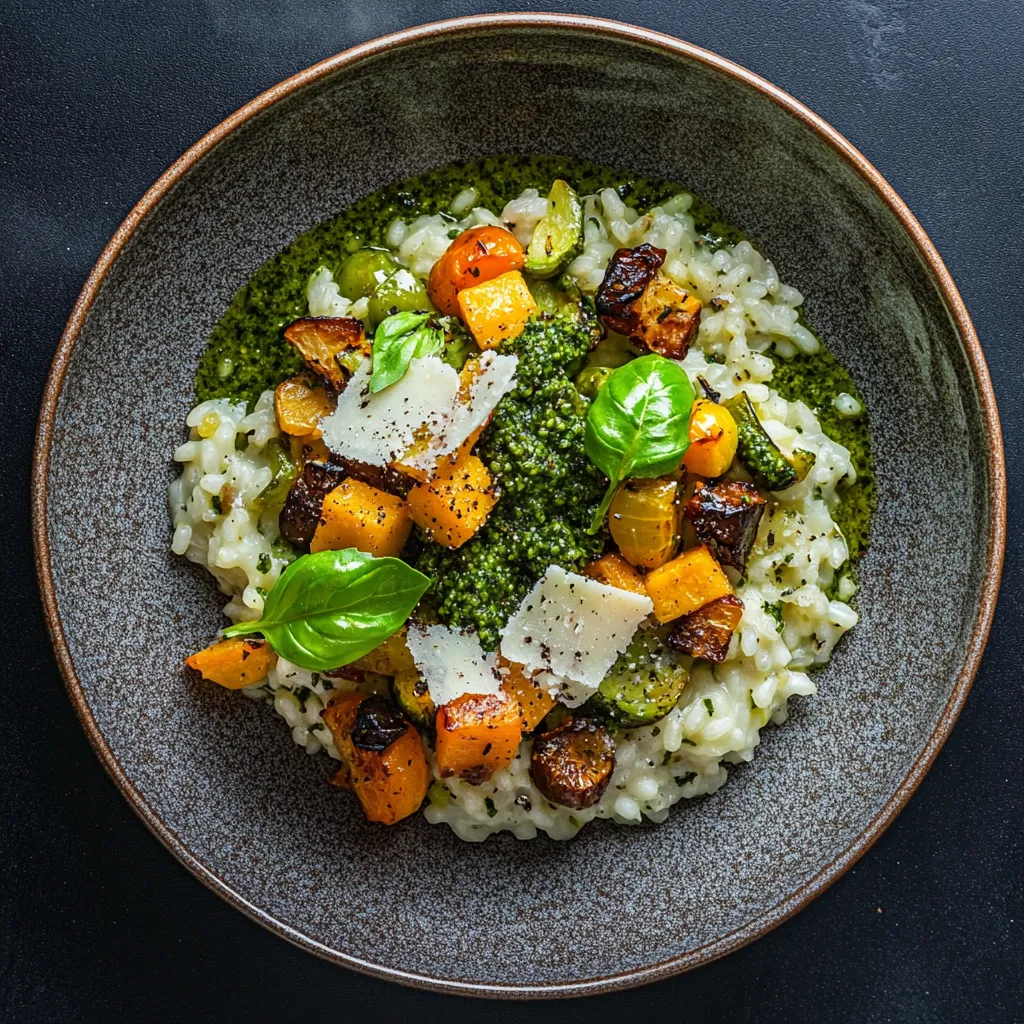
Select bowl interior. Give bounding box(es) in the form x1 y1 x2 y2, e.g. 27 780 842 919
39 21 999 994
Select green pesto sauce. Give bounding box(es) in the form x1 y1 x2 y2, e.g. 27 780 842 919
193 154 874 571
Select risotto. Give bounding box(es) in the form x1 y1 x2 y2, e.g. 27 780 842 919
171 157 872 841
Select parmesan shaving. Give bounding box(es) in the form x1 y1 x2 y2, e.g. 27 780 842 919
406 623 503 707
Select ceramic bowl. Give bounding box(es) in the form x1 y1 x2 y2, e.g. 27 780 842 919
33 14 1005 997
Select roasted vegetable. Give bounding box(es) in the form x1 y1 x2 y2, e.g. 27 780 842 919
530 716 616 810
683 479 766 572
594 243 665 335
683 399 738 478
288 433 331 466
667 594 744 663
406 453 497 548
310 479 412 559
321 692 430 824
427 225 526 316
573 365 613 400
367 268 433 329
274 372 334 437
184 637 275 690
723 391 816 491
435 690 523 784
631 276 702 360
524 179 584 278
336 246 399 300
390 669 436 731
325 454 412 498
528 272 584 319
283 316 370 388
644 544 735 624
254 437 298 510
351 628 416 676
499 658 556 732
582 553 648 596
608 475 682 569
278 459 346 549
457 269 537 350
585 628 688 727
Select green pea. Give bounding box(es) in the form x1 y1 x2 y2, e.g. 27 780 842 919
367 268 433 327
573 365 614 400
335 247 398 301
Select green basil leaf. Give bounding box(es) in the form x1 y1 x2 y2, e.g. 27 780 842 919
584 353 695 533
221 549 432 672
369 311 445 393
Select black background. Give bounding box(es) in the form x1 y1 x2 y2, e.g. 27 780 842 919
3 2 1022 1021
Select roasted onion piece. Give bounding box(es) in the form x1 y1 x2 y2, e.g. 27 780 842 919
284 316 370 389
594 243 666 335
530 716 616 810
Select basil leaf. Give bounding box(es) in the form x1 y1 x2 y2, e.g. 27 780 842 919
584 353 695 532
221 549 431 672
369 311 445 393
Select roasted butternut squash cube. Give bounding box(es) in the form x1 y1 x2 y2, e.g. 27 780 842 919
184 638 276 690
310 479 412 558
406 453 496 548
350 627 416 676
457 269 537 350
582 553 648 596
644 545 734 623
499 658 556 732
274 373 333 437
435 689 523 784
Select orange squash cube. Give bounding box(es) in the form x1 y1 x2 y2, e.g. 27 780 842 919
310 479 412 558
499 658 556 732
435 690 523 784
582 553 649 596
184 638 276 690
406 453 496 548
644 544 734 623
457 270 537 349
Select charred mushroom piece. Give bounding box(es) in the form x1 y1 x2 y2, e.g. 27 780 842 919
351 693 413 751
667 594 745 663
327 453 413 499
284 316 370 389
632 276 702 360
594 243 666 335
683 479 767 572
278 458 346 549
530 716 616 810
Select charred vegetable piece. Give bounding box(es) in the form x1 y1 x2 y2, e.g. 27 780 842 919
667 594 744 663
435 690 523 784
184 637 276 690
321 692 430 824
683 479 766 572
278 459 346 549
524 179 584 278
499 658 556 732
457 270 537 350
390 669 436 731
327 454 413 499
683 399 738 478
594 243 665 335
574 365 613 400
723 391 816 491
631 276 702 360
310 479 412 559
644 545 734 624
274 372 334 437
427 225 526 317
585 629 688 728
530 716 616 810
283 317 370 389
582 552 648 596
608 476 682 570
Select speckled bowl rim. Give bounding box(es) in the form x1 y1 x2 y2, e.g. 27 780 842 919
31 13 1006 999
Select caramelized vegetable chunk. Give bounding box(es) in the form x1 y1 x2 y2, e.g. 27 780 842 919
274 373 334 437
668 595 744 663
435 690 523 784
609 476 681 569
406 453 497 548
288 433 331 466
723 391 816 491
283 316 370 389
594 243 665 335
632 276 702 360
457 270 537 350
351 628 416 676
530 717 616 810
184 637 275 690
683 399 739 478
321 692 430 824
390 669 436 731
428 225 526 316
310 479 412 558
683 479 766 572
582 553 648 596
644 545 734 623
499 658 556 732
278 458 346 549
328 453 413 498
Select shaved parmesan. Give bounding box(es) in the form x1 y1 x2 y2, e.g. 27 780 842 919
406 623 502 707
499 566 653 699
320 352 518 477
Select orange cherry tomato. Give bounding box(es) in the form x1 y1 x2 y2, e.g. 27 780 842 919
427 226 526 316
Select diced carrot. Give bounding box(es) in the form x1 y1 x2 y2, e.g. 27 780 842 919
435 690 523 784
499 658 556 732
457 270 537 350
644 545 735 624
274 373 333 437
406 453 496 548
184 638 276 690
427 226 525 316
310 479 412 558
582 553 649 596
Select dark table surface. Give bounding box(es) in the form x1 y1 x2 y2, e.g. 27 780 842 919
3 2 1022 1021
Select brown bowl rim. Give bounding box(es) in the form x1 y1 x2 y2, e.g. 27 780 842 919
30 12 1007 999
